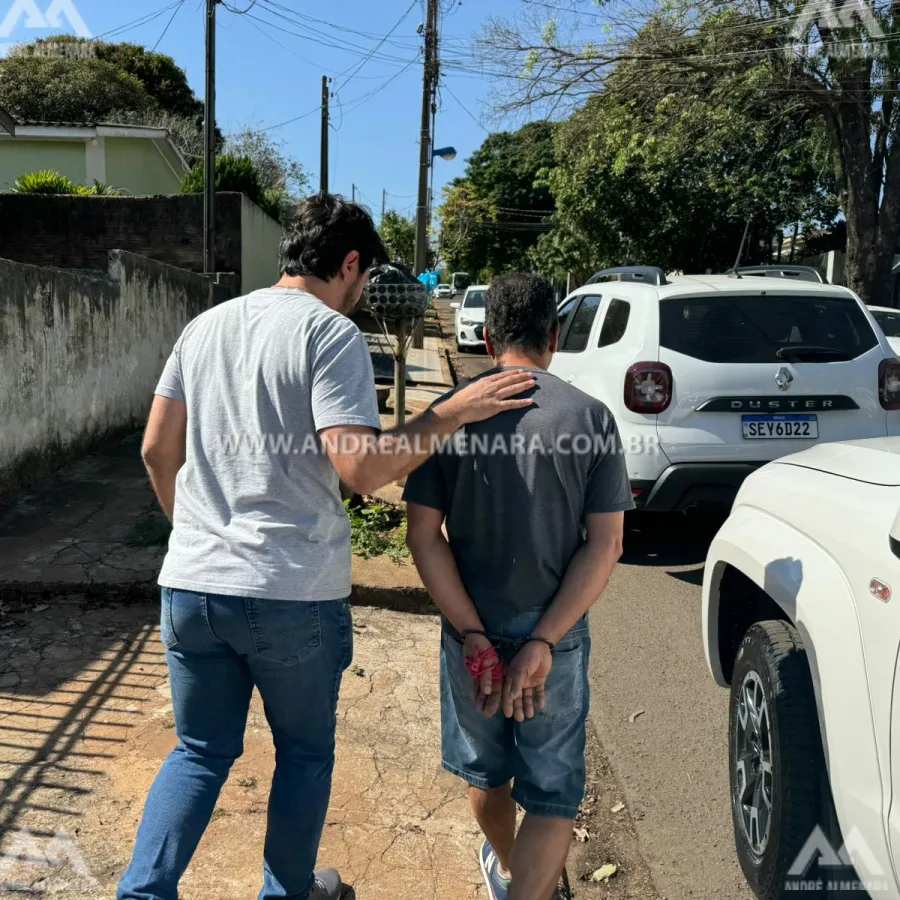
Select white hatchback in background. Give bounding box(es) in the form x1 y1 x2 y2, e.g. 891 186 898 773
870 305 900 356
451 284 488 351
548 266 900 513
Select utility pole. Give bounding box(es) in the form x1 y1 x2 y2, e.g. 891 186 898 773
414 0 438 277
320 75 329 194
382 188 387 222
352 183 356 203
203 0 219 275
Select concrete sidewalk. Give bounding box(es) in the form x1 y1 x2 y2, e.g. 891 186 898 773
0 602 484 898
0 433 428 609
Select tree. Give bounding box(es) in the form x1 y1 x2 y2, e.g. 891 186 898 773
480 1 900 303
0 55 151 123
222 126 310 223
8 37 202 118
182 154 281 222
531 22 837 279
379 211 416 267
1 36 209 151
438 121 556 281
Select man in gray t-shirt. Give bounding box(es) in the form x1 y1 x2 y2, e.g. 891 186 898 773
405 274 632 900
118 196 536 900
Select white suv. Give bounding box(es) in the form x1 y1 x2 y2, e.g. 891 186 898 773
452 284 488 351
870 305 900 356
548 266 900 513
702 439 900 899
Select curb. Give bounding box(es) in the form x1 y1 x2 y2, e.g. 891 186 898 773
1 580 436 615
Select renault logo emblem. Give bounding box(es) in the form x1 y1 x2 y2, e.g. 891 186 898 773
775 367 793 391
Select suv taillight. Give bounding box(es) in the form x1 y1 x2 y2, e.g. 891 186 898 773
879 358 900 409
624 361 673 413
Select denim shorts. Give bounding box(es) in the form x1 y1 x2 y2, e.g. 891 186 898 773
439 609 591 820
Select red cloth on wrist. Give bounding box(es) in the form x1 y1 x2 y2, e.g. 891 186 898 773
465 646 504 684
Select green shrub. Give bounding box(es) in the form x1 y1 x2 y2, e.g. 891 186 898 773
182 153 282 220
11 170 80 194
345 500 409 561
9 171 121 195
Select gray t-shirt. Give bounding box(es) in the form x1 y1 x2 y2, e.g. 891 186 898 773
155 287 381 602
403 366 634 631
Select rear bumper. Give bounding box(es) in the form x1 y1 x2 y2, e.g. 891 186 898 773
632 463 763 512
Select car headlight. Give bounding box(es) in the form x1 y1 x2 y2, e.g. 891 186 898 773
461 318 477 326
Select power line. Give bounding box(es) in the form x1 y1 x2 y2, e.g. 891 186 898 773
92 2 183 41
250 0 418 65
336 0 418 91
261 104 321 133
151 0 186 51
338 60 419 116
441 78 489 131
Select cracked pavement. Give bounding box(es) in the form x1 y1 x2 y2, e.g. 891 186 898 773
0 603 489 898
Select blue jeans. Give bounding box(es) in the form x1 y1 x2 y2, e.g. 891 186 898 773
440 610 590 820
118 589 353 900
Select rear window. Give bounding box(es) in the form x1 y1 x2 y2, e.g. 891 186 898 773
872 309 900 338
659 294 878 363
464 290 486 309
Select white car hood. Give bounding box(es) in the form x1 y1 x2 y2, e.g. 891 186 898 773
459 307 486 323
776 437 900 486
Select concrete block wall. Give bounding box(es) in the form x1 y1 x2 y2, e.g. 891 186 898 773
0 193 244 279
0 250 234 499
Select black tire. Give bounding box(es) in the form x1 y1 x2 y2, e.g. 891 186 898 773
729 620 837 899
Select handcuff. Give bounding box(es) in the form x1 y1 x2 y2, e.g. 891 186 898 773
460 629 555 686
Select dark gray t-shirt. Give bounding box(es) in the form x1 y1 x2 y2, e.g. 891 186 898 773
403 366 634 630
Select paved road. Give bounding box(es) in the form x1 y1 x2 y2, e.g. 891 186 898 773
593 514 754 900
432 296 753 898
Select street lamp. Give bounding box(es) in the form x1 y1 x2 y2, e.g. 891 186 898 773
416 145 457 277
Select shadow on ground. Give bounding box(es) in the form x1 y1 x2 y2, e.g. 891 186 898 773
622 511 725 589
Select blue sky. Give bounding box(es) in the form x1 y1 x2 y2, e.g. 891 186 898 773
2 0 529 220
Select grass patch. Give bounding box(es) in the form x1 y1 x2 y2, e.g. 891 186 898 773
345 499 409 561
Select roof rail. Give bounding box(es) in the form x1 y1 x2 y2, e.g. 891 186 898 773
725 265 825 284
585 266 669 286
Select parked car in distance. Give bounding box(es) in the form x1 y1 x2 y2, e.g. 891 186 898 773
451 284 488 351
548 265 900 514
702 438 900 899
869 305 900 356
434 284 453 299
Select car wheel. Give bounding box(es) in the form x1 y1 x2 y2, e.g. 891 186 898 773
729 620 835 899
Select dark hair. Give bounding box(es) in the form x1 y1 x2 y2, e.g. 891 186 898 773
485 274 558 356
279 193 388 280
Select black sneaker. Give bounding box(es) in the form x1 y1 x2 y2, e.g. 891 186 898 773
309 868 342 900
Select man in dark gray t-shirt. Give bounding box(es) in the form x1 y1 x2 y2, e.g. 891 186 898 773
405 274 632 900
